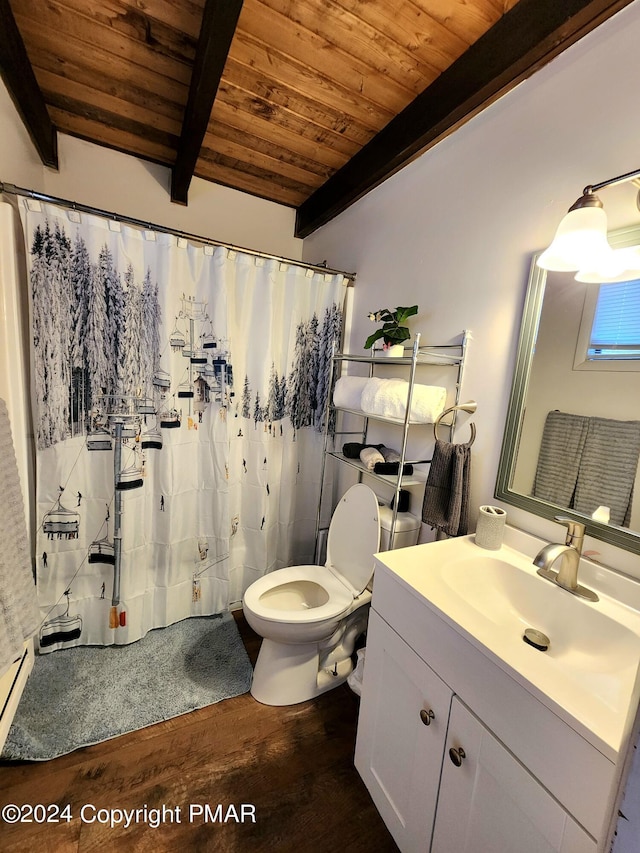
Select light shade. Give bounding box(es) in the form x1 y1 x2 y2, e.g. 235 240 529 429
575 247 640 283
537 205 615 272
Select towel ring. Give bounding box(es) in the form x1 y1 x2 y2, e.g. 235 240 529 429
434 402 477 445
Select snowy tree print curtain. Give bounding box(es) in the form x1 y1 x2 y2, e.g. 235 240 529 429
21 200 346 651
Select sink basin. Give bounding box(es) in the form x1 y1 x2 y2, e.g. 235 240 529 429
375 532 640 758
438 554 637 676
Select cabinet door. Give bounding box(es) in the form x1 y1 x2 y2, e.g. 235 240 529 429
355 610 452 853
432 697 597 853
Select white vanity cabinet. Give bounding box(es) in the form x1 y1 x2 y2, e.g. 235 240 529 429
354 550 618 853
432 697 595 853
355 609 452 850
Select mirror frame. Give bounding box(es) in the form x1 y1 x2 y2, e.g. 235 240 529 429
495 223 640 555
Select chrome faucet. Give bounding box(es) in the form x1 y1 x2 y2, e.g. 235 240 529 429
533 516 598 602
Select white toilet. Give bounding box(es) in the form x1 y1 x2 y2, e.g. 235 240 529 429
243 483 383 706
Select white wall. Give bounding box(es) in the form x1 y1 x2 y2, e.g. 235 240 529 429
0 79 303 261
303 0 640 576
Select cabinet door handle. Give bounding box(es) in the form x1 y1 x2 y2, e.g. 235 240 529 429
419 708 435 726
449 746 466 767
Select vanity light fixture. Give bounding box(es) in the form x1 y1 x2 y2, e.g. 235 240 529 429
537 166 640 281
574 245 640 282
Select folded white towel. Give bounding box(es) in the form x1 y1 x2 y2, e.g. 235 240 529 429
361 378 447 423
360 446 385 470
333 376 369 410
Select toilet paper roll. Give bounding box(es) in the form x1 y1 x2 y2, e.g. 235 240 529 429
475 505 507 550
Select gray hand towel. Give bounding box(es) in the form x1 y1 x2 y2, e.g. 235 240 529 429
533 411 640 527
532 411 588 506
574 416 640 527
421 439 472 536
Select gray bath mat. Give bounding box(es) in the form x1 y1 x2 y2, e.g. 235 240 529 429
2 612 252 761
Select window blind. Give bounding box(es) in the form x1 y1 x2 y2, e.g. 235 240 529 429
588 279 640 359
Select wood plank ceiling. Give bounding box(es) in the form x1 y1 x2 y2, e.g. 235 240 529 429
0 0 634 237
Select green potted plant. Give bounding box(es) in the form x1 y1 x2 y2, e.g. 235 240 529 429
364 305 418 356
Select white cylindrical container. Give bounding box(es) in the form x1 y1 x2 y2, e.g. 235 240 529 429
378 504 421 551
591 505 610 524
475 505 507 550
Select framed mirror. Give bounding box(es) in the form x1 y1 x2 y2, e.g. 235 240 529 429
496 224 640 555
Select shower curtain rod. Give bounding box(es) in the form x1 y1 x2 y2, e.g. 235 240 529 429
0 181 356 283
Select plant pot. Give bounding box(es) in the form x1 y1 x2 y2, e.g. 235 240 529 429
384 344 405 357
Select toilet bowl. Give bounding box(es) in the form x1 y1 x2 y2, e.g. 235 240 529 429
243 483 381 706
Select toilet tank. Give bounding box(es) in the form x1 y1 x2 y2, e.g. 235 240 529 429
378 504 421 551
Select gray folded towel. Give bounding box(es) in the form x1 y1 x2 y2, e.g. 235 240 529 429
421 439 472 536
380 447 400 463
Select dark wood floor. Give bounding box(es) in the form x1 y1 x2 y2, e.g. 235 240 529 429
0 612 398 853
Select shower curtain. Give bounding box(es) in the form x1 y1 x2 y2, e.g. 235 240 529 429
17 198 346 651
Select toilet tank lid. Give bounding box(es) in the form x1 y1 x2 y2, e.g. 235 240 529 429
378 504 421 532
326 484 380 596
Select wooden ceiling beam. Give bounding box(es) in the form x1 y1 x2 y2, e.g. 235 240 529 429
295 0 634 238
0 0 58 168
171 0 244 205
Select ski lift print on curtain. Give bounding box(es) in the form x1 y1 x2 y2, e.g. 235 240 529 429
20 199 347 651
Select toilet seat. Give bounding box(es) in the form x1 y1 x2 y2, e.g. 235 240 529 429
243 483 380 625
326 483 381 595
243 564 354 624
